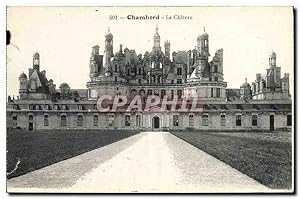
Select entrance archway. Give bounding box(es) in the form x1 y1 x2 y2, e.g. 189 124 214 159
152 116 160 129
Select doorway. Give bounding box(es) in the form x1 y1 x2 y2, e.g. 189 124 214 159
270 115 274 131
152 116 160 129
28 122 33 131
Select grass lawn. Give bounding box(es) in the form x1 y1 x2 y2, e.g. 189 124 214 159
171 131 292 189
7 130 139 179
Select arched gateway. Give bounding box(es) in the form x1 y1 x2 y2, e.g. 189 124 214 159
152 116 160 129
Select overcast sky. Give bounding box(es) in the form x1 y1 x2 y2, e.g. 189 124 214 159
6 7 293 97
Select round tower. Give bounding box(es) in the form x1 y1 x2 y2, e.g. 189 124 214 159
19 72 28 99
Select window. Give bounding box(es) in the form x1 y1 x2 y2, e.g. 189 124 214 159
44 104 51 110
44 115 49 126
177 67 182 75
220 114 226 126
138 79 141 84
136 115 141 127
125 115 131 126
115 65 118 72
157 76 161 84
152 75 156 83
29 115 33 121
287 115 292 126
173 115 179 126
214 65 218 73
202 114 209 126
171 90 174 98
53 104 59 110
161 89 166 96
177 79 182 84
127 69 130 75
171 80 174 84
177 90 183 98
29 104 35 110
216 88 221 98
210 88 214 98
189 115 194 127
108 115 114 126
77 115 83 126
138 68 141 75
252 114 258 126
61 104 68 110
93 115 98 127
13 104 18 110
12 115 17 127
114 76 117 82
236 114 242 126
61 115 67 127
78 105 84 110
214 77 218 81
147 90 152 95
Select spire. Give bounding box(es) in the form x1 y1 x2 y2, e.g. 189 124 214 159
108 27 110 33
245 78 247 83
156 25 158 34
203 26 205 33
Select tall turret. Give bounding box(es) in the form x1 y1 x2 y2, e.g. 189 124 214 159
104 27 114 71
89 45 104 80
19 72 28 99
164 40 170 59
269 51 276 68
33 52 40 71
195 27 210 78
197 27 209 59
153 25 161 52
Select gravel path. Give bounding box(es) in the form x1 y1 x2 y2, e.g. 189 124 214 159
7 132 270 193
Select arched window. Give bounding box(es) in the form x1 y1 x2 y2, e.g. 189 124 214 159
173 115 179 126
157 76 161 84
161 89 166 96
93 115 98 127
77 115 83 126
152 75 156 83
202 114 209 126
125 115 131 126
189 115 194 127
136 115 141 127
61 115 67 127
44 115 49 126
147 89 152 95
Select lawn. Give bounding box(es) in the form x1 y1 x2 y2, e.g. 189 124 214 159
170 131 292 189
7 130 139 179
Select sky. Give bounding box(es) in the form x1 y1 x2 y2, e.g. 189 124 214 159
6 6 293 97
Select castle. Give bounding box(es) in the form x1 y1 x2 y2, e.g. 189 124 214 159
7 26 292 131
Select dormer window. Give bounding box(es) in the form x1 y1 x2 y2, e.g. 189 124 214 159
13 104 19 110
44 104 51 110
61 104 68 110
177 67 182 75
53 104 60 110
78 104 85 110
